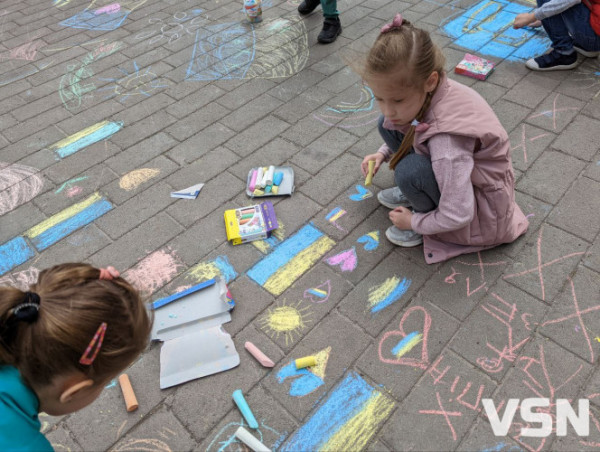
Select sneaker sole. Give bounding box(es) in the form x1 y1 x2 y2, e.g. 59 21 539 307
377 192 412 210
525 58 580 71
574 46 600 58
385 229 423 247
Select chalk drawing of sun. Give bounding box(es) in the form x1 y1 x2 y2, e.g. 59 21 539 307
571 61 600 99
258 300 312 345
97 61 169 101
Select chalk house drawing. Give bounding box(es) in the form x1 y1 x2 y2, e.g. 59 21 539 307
186 17 308 81
443 0 552 60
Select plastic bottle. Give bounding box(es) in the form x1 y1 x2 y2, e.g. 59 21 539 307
244 0 262 23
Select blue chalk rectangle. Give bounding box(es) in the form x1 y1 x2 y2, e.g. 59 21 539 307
0 237 35 276
31 199 113 251
55 121 123 158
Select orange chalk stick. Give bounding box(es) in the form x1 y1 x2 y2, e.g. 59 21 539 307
118 374 139 412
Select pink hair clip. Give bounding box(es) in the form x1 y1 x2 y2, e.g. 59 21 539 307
79 322 107 366
99 266 119 280
380 13 403 33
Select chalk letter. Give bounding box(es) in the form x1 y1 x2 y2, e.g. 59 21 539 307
482 398 519 436
556 399 589 437
521 398 552 437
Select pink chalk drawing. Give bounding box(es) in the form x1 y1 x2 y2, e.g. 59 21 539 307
419 354 486 444
0 267 40 291
540 276 598 363
378 305 432 369
0 162 44 216
0 39 44 62
510 124 549 164
487 343 586 452
66 186 83 197
303 280 331 303
123 248 185 297
443 252 506 298
528 94 580 131
94 3 121 14
476 292 531 373
419 392 462 441
325 247 357 272
502 226 585 302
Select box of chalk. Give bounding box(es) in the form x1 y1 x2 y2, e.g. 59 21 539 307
246 165 295 198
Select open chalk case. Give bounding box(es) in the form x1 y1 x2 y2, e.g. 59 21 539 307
246 165 295 198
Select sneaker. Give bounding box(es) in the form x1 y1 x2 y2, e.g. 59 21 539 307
525 49 579 71
385 226 423 247
573 45 600 58
317 17 342 44
377 187 412 209
297 0 320 14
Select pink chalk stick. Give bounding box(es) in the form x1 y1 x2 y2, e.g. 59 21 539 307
244 341 275 367
248 170 258 192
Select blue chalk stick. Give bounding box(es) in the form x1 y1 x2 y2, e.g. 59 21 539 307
232 389 258 429
151 279 217 310
273 172 283 186
265 185 272 193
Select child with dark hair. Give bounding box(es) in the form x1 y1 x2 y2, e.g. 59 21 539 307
353 14 529 264
0 263 152 450
514 0 600 70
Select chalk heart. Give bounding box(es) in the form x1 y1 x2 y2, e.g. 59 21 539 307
378 306 431 369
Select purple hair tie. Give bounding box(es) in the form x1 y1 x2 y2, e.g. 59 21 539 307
380 13 403 33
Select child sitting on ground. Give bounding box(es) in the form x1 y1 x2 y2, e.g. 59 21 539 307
0 263 152 451
356 14 529 264
513 0 600 70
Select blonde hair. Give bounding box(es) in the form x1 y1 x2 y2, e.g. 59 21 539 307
355 18 446 169
0 263 152 388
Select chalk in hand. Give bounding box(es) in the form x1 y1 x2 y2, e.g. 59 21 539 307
365 160 375 186
118 374 138 412
235 426 271 452
295 355 316 369
232 389 258 429
245 341 275 367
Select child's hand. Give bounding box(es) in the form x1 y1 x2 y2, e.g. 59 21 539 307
389 206 413 230
361 153 385 177
513 12 536 29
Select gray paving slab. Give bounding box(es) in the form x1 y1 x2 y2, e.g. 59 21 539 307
1 0 600 450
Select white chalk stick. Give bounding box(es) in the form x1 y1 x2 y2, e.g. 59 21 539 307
255 167 264 189
235 426 271 452
265 165 275 186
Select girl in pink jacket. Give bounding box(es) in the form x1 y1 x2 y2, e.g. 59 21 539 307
358 14 529 264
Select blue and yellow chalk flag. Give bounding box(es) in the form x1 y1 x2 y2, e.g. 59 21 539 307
280 371 395 451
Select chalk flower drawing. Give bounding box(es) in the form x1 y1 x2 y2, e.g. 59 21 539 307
97 62 169 102
258 300 312 345
135 10 204 45
0 162 44 216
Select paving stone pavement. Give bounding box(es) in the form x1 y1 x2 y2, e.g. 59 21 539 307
0 0 599 450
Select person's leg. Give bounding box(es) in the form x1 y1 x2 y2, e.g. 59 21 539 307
393 153 440 214
525 0 580 70
317 0 341 43
297 0 320 15
562 3 600 55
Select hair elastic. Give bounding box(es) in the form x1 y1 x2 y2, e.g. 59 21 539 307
99 266 119 280
12 292 41 322
79 322 107 366
380 13 403 33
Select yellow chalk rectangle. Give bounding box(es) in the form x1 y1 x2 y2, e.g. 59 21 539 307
263 235 335 296
295 356 316 369
25 192 102 238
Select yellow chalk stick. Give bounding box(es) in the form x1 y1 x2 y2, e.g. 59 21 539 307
271 185 279 195
295 356 316 369
253 188 265 196
365 160 375 186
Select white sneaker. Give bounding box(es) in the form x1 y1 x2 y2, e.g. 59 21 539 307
385 226 423 247
574 45 600 58
377 187 412 209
